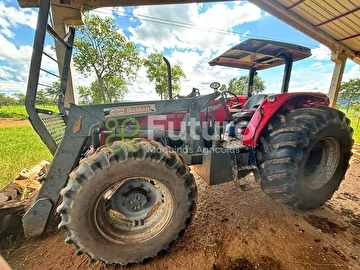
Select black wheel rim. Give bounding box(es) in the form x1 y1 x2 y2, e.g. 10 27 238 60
303 137 340 190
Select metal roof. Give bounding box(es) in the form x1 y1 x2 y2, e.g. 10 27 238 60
248 0 360 64
18 0 360 64
209 38 312 70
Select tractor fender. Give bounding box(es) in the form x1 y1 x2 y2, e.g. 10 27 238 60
242 92 330 147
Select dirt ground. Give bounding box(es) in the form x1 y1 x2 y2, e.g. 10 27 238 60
1 145 359 270
0 118 30 128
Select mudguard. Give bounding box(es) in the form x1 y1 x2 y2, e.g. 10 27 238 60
242 92 330 147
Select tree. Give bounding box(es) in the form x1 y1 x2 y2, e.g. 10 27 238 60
44 81 61 105
353 100 360 113
0 93 15 107
339 78 360 113
78 82 103 105
143 53 186 100
36 89 50 106
0 93 7 108
73 14 141 103
12 93 26 106
228 75 265 95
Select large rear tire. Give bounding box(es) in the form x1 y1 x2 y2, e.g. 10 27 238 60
257 106 353 210
57 140 197 266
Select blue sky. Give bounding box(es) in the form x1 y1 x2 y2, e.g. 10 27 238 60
0 0 359 101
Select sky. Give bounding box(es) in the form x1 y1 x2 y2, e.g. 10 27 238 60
0 0 359 101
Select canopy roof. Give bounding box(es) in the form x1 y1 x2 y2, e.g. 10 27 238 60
208 38 311 70
249 0 360 64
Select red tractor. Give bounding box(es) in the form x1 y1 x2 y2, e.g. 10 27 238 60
6 3 352 265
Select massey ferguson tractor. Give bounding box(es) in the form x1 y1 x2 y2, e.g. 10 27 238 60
1 0 354 267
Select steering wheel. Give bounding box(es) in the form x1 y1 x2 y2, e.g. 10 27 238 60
222 91 240 105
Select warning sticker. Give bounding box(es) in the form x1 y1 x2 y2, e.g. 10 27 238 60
104 104 156 117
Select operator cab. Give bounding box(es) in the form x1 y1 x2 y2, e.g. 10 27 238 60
209 38 312 133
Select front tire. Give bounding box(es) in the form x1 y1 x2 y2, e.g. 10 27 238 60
257 106 353 210
57 140 197 266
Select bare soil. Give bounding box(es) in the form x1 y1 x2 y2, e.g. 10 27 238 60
0 118 30 128
1 145 360 270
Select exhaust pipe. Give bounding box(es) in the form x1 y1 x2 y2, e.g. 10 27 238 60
162 57 173 99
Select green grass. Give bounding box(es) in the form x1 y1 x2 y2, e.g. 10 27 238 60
0 106 58 120
0 126 52 189
342 110 360 144
349 116 360 144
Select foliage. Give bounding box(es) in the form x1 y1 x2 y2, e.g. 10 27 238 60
73 14 141 103
36 89 48 106
341 108 360 144
228 75 265 95
0 93 16 107
12 93 26 106
44 81 61 105
335 102 343 110
143 53 186 100
78 82 103 104
0 125 52 188
352 100 360 113
339 78 360 113
0 106 58 119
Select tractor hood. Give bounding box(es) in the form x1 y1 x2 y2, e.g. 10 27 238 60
209 38 312 70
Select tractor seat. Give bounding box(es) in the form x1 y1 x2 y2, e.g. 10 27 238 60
232 94 268 121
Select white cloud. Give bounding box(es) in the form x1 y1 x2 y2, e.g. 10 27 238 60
311 44 331 60
0 27 14 38
0 33 32 61
91 6 125 20
0 2 37 34
242 30 250 37
0 66 13 79
92 7 114 19
126 2 262 100
124 66 158 101
169 49 203 74
129 2 261 51
311 61 322 67
113 7 125 16
343 64 360 82
0 63 28 94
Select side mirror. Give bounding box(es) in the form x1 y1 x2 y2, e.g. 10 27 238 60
220 84 226 91
210 82 220 90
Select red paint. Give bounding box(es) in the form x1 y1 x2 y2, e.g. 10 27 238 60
242 92 330 147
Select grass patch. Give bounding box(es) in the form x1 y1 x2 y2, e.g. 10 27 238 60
342 110 360 144
0 125 52 189
0 106 58 120
347 115 360 144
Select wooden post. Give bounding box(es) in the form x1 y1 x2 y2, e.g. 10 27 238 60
328 52 347 108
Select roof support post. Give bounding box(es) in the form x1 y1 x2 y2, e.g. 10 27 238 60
328 52 347 107
50 5 80 107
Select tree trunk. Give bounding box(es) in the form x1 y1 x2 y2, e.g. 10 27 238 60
346 99 351 113
98 77 106 103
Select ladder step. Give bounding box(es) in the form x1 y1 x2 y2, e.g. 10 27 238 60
39 113 66 145
46 24 71 49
